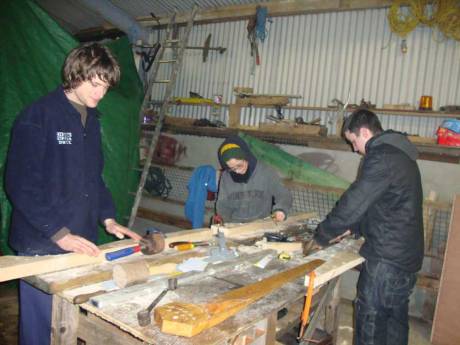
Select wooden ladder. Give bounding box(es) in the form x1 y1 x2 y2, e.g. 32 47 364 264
128 6 198 228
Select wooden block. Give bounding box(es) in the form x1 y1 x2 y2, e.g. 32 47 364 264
234 86 254 94
259 122 326 136
164 116 195 127
228 104 242 128
236 96 289 106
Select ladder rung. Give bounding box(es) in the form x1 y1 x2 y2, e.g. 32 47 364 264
165 39 180 43
158 59 177 64
154 80 170 83
133 167 144 172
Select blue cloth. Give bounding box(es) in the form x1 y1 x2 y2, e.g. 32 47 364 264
6 86 116 255
355 260 416 345
185 165 217 228
440 119 460 134
19 280 52 345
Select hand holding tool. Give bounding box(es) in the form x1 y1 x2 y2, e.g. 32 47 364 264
137 277 178 327
105 231 165 261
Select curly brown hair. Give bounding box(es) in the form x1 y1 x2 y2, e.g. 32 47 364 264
62 43 120 90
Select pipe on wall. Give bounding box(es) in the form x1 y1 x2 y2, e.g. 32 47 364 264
80 0 150 44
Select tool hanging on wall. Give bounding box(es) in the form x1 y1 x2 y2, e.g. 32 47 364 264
247 6 271 74
186 34 227 63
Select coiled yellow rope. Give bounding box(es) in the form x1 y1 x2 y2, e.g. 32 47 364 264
388 0 460 41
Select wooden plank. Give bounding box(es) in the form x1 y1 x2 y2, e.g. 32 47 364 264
228 104 242 128
154 259 325 337
137 0 393 27
236 96 289 106
0 240 137 282
29 249 207 294
137 207 192 229
50 295 79 345
78 312 144 345
213 212 317 240
255 241 303 254
431 195 460 345
259 122 326 136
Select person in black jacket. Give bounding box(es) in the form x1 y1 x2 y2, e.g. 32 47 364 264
5 43 141 345
312 109 424 345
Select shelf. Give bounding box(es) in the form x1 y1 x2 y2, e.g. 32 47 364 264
157 102 460 119
141 122 460 164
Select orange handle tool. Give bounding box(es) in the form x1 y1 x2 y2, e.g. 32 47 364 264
298 270 316 340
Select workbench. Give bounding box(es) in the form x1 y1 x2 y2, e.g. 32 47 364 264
22 233 362 345
12 214 363 345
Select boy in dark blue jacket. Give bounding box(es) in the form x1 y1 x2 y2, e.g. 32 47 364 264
6 43 141 345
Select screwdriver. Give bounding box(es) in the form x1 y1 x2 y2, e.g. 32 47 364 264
169 241 210 251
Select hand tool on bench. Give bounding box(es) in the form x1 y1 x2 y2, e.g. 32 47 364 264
112 250 207 288
169 241 210 251
298 270 316 340
105 230 165 261
137 277 178 327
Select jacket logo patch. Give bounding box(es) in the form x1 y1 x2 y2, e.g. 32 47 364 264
56 132 72 144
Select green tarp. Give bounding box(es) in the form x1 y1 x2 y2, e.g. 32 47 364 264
0 0 143 254
239 133 350 190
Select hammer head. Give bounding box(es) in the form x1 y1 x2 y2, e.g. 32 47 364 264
140 232 165 255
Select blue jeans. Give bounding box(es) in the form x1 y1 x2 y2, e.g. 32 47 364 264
355 260 416 345
17 251 53 345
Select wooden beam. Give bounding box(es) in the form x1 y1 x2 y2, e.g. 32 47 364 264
75 0 392 39
0 240 137 283
1 213 319 283
137 207 192 229
214 212 317 240
138 0 393 27
154 259 325 337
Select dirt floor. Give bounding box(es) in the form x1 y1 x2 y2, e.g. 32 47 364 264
0 284 431 345
0 284 19 345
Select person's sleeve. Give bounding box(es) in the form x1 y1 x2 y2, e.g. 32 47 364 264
5 121 68 238
314 150 389 246
268 168 293 218
96 131 116 223
215 173 233 222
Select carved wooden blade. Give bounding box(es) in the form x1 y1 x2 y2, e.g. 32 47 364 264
154 259 325 337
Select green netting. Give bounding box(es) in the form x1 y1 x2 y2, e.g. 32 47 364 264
239 132 351 190
0 0 143 254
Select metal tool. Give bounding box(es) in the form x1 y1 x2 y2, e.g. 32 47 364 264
169 241 210 251
137 277 178 327
105 230 165 261
207 230 238 263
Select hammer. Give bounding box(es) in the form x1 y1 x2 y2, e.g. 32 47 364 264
137 277 178 327
105 231 165 261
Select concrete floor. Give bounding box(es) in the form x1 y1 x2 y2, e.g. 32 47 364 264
335 299 431 345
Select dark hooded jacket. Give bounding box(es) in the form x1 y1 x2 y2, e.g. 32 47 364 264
216 136 292 223
6 86 116 255
314 130 424 273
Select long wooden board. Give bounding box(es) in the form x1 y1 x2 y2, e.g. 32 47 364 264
0 240 136 282
0 212 315 282
214 212 316 240
432 195 460 345
154 259 324 337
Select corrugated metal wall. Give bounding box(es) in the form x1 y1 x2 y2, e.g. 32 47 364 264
150 8 460 137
